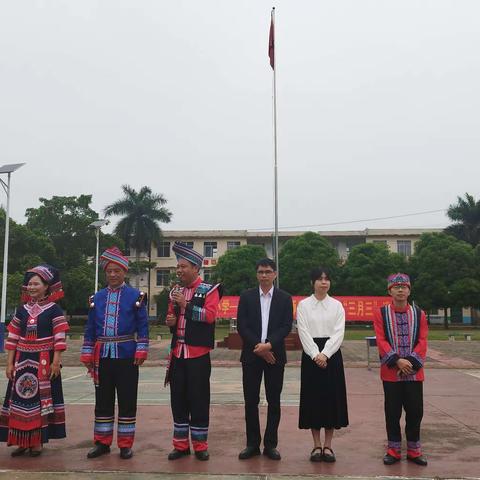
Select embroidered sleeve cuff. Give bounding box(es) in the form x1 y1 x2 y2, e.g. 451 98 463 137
406 353 423 371
135 350 148 360
382 351 399 368
80 353 93 363
52 316 69 335
81 341 94 360
4 340 18 350
135 338 149 359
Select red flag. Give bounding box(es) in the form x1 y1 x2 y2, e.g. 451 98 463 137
268 10 275 69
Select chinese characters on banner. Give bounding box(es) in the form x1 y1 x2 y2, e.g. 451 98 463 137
217 296 391 322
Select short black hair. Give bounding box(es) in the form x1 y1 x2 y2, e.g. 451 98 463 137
255 258 277 271
310 266 332 283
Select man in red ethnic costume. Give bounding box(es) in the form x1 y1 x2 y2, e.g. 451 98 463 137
165 241 222 461
81 247 149 460
373 273 428 466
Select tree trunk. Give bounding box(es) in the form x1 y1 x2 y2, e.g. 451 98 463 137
443 307 449 330
135 252 140 289
147 245 152 317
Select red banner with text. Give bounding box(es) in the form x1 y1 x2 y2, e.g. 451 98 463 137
217 296 391 322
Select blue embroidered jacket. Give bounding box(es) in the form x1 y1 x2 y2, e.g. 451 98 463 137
81 284 149 361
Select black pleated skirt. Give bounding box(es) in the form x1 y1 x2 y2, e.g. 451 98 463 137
299 337 349 430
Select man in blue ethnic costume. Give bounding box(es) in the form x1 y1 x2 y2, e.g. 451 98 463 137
373 273 428 467
164 241 222 461
0 264 69 457
81 247 149 460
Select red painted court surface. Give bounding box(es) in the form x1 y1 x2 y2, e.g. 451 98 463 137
0 367 479 478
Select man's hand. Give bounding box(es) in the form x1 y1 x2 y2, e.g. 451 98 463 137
82 361 93 371
171 290 187 309
5 364 14 380
313 353 328 369
253 342 272 355
165 314 177 328
396 358 414 375
254 342 276 364
134 358 145 366
262 351 276 365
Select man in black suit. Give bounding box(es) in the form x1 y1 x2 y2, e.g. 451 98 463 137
236 258 293 461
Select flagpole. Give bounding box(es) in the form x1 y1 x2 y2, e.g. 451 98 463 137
270 7 280 287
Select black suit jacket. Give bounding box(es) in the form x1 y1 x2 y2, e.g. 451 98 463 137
237 287 293 364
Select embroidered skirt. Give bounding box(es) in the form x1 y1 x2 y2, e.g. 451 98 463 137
299 337 349 430
0 349 66 447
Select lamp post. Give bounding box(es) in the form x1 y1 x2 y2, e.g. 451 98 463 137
89 219 109 292
0 163 26 352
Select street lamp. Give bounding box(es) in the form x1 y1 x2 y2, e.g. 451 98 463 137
89 219 109 293
0 163 26 352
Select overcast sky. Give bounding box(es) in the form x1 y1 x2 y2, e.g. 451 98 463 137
1 0 479 233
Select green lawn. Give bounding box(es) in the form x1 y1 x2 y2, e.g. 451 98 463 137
66 324 478 341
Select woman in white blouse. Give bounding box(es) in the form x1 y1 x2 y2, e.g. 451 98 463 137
296 267 349 463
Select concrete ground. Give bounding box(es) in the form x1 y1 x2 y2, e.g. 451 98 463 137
0 341 479 479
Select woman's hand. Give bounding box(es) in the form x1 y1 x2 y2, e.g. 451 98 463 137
314 353 328 369
5 364 14 380
50 361 61 379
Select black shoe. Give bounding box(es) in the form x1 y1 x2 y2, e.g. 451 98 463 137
120 447 133 459
87 442 111 459
239 446 261 460
10 447 28 457
407 454 428 466
29 448 43 457
263 447 281 460
383 453 400 465
310 447 323 462
195 450 210 461
322 446 336 463
168 448 191 460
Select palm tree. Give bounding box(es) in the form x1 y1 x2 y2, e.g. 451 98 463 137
104 185 172 287
445 193 480 247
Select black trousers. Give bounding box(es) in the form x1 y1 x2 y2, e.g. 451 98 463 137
94 358 139 447
383 381 423 443
242 358 285 449
170 354 211 449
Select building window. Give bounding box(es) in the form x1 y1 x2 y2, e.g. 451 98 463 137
157 241 171 257
227 241 241 250
182 241 194 249
203 268 213 283
397 240 412 257
204 241 217 258
373 240 387 245
156 269 171 286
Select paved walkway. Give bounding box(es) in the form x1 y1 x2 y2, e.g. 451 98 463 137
0 366 479 479
1 340 480 478
2 339 479 369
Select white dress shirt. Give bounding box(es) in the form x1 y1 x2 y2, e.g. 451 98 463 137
296 294 345 359
259 286 274 343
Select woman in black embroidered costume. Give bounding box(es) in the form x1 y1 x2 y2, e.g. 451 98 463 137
0 264 69 457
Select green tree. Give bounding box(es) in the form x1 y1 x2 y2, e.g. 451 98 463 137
337 243 407 295
61 263 95 315
410 232 480 327
279 232 340 295
0 209 57 272
0 272 24 316
445 193 480 247
25 195 99 269
212 245 267 295
104 185 172 287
